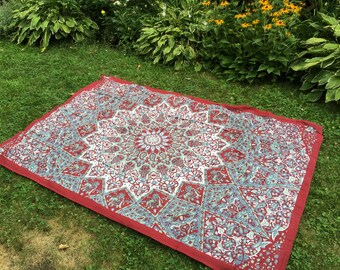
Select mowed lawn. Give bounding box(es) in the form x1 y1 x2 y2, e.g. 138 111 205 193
0 40 339 270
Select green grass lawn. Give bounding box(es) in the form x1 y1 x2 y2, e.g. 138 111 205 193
0 39 339 270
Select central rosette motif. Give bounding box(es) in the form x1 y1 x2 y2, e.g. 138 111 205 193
81 102 229 199
134 128 172 154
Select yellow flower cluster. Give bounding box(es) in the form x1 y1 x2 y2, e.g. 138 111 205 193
235 13 248 19
231 0 302 30
220 1 229 7
206 0 302 31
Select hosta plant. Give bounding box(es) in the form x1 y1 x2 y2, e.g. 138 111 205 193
291 13 340 103
135 1 206 71
10 0 98 52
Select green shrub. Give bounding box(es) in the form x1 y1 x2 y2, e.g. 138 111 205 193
291 13 340 103
9 0 99 51
101 0 160 47
78 0 118 40
135 0 206 71
0 0 19 38
201 0 303 83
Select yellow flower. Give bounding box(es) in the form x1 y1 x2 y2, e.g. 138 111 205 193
101 10 106 15
241 23 252 28
264 24 272 30
280 8 290 14
202 1 211 6
258 0 268 5
286 31 292 37
290 5 301 13
215 19 224 25
252 19 260 25
220 1 229 6
262 4 273 11
234 13 247 19
275 20 286 27
271 11 282 17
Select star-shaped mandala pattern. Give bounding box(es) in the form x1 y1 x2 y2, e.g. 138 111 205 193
0 77 319 270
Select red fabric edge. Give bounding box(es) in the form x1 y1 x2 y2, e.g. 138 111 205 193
0 75 324 270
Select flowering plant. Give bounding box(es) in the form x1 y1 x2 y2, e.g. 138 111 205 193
201 0 303 82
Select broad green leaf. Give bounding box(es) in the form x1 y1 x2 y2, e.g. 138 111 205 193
163 46 172 55
258 64 269 71
66 19 75 28
311 70 333 84
306 90 323 102
30 15 41 29
17 30 28 44
27 30 41 45
75 32 85 41
91 21 99 30
83 18 93 26
77 25 84 33
304 37 327 45
323 43 339 51
153 55 161 64
42 30 51 51
55 32 63 39
325 89 336 102
273 69 281 76
326 76 340 90
41 20 49 31
142 28 156 35
168 36 175 50
291 60 319 71
320 57 335 68
60 24 71 34
165 52 176 63
335 89 340 101
185 46 196 60
173 45 183 56
320 13 339 26
52 22 60 33
157 38 167 48
334 29 340 38
300 74 316 91
267 67 275 74
276 56 289 66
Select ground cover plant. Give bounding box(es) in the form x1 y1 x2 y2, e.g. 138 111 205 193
0 40 339 269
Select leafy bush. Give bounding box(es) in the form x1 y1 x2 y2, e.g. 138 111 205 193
201 0 303 82
134 0 207 71
291 13 340 103
9 0 99 51
0 0 19 38
101 0 160 47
